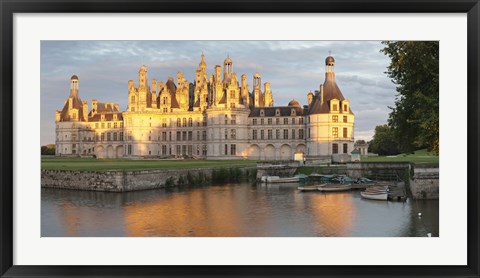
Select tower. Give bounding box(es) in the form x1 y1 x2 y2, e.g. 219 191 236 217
264 82 273 107
253 72 262 107
70 75 79 97
223 55 233 85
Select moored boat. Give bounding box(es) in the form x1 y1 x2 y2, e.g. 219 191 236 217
360 191 388 200
317 183 352 192
264 176 301 183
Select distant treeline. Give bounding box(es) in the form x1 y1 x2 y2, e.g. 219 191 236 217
41 144 55 155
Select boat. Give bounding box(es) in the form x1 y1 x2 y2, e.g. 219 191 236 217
263 176 301 183
360 191 388 200
297 184 326 192
317 183 352 192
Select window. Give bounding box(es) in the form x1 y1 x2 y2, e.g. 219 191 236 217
260 109 264 116
332 115 338 123
344 104 348 112
275 109 280 116
231 115 236 125
276 118 280 125
95 134 99 141
177 118 181 127
183 118 187 127
162 145 167 155
292 129 295 139
95 123 99 129
202 131 207 140
268 118 272 125
197 131 200 141
283 129 288 139
299 118 304 124
188 131 193 141
101 123 105 129
299 129 304 139
260 118 264 125
333 143 338 154
162 119 167 127
202 145 207 155
120 122 123 128
225 114 228 124
276 129 280 139
162 132 167 141
343 143 348 154
343 116 348 123
128 144 132 155
188 118 193 127
253 119 257 125
169 132 172 141
292 118 296 125
260 130 265 140
231 129 236 139
120 132 124 141
114 122 118 128
230 90 236 98
113 132 117 141
332 127 338 137
176 131 181 141
182 131 187 141
107 122 111 128
333 104 338 111
231 144 236 155
131 96 135 103
284 118 288 125
225 129 228 139
267 129 272 140
343 128 348 138
101 133 105 141
225 144 228 155
252 130 258 140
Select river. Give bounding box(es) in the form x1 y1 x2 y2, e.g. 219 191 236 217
41 182 439 237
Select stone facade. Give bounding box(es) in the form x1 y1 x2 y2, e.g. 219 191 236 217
55 54 354 162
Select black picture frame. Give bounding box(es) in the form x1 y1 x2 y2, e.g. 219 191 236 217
1 0 479 277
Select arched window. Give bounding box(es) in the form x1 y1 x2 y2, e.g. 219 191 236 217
131 96 136 103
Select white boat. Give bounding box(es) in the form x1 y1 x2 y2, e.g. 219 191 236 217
317 183 352 192
264 176 300 183
361 191 388 200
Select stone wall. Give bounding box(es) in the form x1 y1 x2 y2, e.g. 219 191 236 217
410 168 439 199
346 162 411 179
42 166 256 192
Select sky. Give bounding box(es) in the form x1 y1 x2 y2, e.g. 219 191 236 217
40 41 397 145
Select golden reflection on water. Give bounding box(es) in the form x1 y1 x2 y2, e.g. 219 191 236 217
124 185 254 236
308 193 355 237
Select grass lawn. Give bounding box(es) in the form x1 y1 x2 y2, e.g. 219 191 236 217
41 156 259 171
361 149 439 165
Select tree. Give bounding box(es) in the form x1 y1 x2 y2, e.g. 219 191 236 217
368 124 400 156
355 139 366 144
381 41 439 154
41 144 56 155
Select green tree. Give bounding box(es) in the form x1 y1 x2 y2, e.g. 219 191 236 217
381 41 439 154
41 144 56 155
368 124 400 156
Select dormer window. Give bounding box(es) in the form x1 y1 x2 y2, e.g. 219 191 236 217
275 109 280 116
333 104 338 111
101 115 105 121
260 109 265 116
291 109 296 116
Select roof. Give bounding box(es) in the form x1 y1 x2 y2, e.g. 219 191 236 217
325 56 335 65
288 99 301 107
89 112 123 122
165 79 180 108
308 78 353 115
249 106 305 117
71 75 78 80
58 95 85 122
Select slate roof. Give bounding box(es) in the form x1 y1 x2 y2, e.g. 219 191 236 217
249 106 305 117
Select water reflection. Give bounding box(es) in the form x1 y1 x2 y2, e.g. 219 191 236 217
41 183 439 237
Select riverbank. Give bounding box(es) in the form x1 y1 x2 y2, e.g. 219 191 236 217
41 166 256 192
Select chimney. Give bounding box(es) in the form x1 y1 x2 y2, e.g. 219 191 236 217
92 99 98 116
152 79 157 95
82 100 88 121
320 84 324 105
